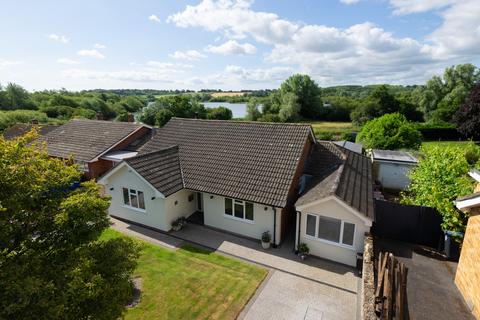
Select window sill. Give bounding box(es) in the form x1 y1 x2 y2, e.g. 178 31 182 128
223 214 255 225
304 235 355 250
122 205 146 213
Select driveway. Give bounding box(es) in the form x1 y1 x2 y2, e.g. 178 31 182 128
111 217 360 320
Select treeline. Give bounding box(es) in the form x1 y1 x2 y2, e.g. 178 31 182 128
0 84 147 130
245 64 480 126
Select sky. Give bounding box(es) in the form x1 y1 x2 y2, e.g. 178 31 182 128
0 0 479 91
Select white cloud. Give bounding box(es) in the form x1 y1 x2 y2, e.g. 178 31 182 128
148 14 161 23
94 43 107 49
77 49 105 59
389 0 455 15
340 0 360 4
169 50 207 61
0 58 21 69
57 58 80 65
48 33 69 44
205 40 256 55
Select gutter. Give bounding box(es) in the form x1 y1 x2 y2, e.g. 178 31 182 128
295 210 301 253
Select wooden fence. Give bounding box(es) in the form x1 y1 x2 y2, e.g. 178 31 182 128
375 252 408 320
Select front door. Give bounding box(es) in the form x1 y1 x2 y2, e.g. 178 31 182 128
197 192 203 212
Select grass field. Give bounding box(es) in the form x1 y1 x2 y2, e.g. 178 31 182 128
101 229 267 320
309 121 359 132
421 140 471 150
210 92 247 98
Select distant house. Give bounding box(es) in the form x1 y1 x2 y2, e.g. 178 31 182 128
371 149 418 190
98 118 374 266
295 142 374 266
454 169 480 319
38 119 152 179
3 123 59 140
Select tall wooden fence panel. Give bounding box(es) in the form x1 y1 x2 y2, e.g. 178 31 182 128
373 200 443 249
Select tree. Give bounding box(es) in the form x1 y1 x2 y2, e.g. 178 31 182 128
246 98 262 121
206 106 232 120
0 133 139 320
356 113 422 150
454 83 480 140
401 145 475 234
278 92 300 122
279 74 322 119
1 83 37 110
351 85 402 125
155 108 174 127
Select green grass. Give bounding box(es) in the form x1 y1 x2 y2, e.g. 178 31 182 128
421 140 471 150
101 229 267 320
308 121 358 132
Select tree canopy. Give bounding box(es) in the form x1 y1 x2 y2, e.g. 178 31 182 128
0 132 139 319
356 113 422 150
454 82 480 140
401 144 476 234
279 74 322 119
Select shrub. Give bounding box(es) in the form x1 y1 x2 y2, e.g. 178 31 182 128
261 231 271 243
316 131 334 141
357 113 422 150
0 110 49 131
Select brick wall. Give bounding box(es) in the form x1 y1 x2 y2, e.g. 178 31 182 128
455 211 480 319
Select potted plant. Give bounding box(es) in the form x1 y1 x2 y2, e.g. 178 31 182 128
171 217 186 231
261 231 271 249
298 243 310 260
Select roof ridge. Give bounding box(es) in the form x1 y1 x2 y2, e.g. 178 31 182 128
169 117 313 127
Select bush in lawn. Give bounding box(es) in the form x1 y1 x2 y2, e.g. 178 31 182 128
0 133 140 320
356 113 422 150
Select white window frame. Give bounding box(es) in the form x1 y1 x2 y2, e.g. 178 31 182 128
224 198 254 223
122 187 146 212
304 213 355 249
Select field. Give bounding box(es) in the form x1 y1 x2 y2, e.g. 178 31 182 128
421 140 471 150
306 121 359 140
210 92 247 98
102 229 267 320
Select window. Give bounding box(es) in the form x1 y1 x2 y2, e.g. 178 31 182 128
305 213 355 247
318 216 341 243
122 187 145 210
306 214 317 237
224 198 254 221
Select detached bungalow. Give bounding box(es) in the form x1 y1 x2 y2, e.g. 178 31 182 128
38 119 152 179
98 118 374 266
99 118 315 245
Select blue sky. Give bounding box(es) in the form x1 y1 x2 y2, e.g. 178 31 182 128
0 0 479 90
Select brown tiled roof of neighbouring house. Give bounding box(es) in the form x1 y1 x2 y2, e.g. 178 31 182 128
137 117 314 207
3 123 59 140
38 119 148 162
297 141 374 220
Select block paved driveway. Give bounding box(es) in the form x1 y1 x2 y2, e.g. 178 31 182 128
111 217 360 320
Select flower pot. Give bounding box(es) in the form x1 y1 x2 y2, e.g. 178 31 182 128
172 225 182 231
261 241 270 249
299 253 307 261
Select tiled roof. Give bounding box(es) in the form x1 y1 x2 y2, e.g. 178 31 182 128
297 141 374 220
126 146 183 197
3 123 59 140
139 118 313 207
38 119 145 162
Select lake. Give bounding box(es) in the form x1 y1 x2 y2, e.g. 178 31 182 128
203 102 247 119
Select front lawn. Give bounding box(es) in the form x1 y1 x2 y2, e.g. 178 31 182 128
421 140 471 150
101 229 267 320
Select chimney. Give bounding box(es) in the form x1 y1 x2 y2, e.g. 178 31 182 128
31 119 39 125
96 112 104 120
127 113 135 122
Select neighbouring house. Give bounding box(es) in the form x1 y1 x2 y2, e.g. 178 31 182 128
3 123 59 140
295 142 374 266
98 118 315 246
333 140 363 154
371 149 418 191
454 169 480 319
38 119 152 179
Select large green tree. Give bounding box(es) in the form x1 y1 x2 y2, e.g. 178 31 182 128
401 145 475 234
0 132 139 320
279 74 322 119
356 113 422 150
